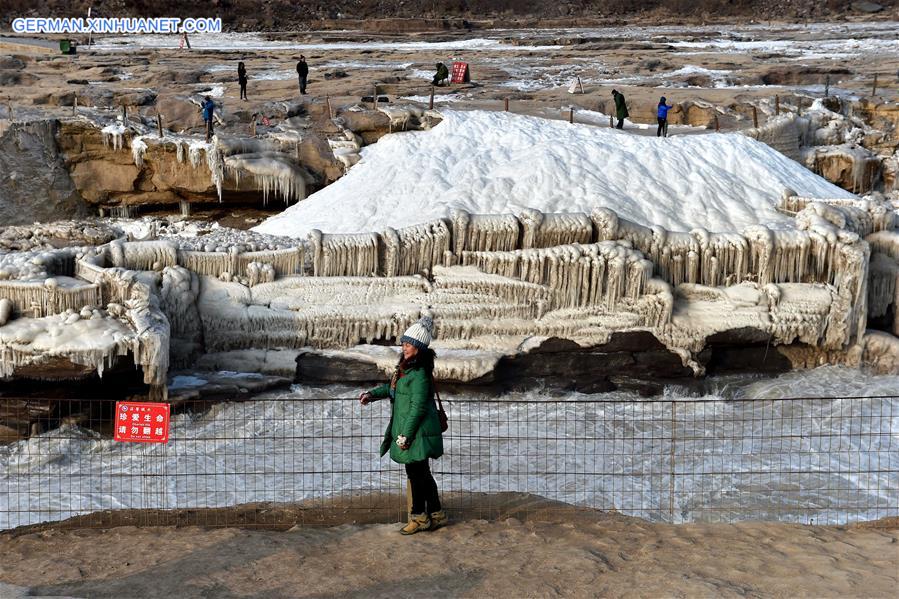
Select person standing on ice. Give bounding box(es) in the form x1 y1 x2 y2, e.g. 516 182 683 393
238 62 248 101
359 316 447 535
201 96 215 142
657 96 673 137
612 89 629 130
296 56 309 95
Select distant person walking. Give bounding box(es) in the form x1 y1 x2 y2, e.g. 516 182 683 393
296 56 309 95
432 62 449 87
612 89 629 129
201 96 215 142
238 62 248 101
359 316 447 535
657 96 673 137
179 31 191 50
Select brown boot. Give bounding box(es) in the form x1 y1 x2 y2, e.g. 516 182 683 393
400 513 431 535
429 510 448 531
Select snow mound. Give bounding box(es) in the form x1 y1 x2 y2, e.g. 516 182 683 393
254 110 855 237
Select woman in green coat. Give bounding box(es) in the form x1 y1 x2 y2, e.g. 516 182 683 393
360 316 446 535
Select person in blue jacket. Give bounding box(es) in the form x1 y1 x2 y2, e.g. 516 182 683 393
657 96 673 137
201 96 215 142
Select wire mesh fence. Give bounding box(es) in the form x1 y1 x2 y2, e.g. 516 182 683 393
1 394 897 531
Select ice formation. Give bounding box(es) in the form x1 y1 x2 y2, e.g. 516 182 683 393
5 184 897 391
745 103 891 195
130 135 148 169
377 105 424 133
224 153 308 205
327 127 363 173
100 122 126 151
188 139 225 201
381 220 451 277
308 230 380 277
3 107 899 391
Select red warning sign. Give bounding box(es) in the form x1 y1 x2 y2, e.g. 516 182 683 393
114 402 170 443
451 62 470 84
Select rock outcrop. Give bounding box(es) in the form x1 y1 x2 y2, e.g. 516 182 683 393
0 121 88 226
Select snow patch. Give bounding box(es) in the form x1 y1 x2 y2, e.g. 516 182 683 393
255 110 854 237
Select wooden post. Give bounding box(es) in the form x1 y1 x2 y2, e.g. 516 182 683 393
326 96 333 119
714 114 720 132
156 113 163 138
609 114 614 128
504 97 509 112
569 108 574 124
775 95 780 115
825 75 830 98
798 97 803 116
372 84 377 110
429 86 434 110
122 105 127 122
752 106 758 128
871 74 878 97
73 96 77 114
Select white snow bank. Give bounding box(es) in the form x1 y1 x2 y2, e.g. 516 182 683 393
255 110 855 237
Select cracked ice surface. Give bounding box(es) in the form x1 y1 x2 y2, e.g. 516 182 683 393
254 110 855 238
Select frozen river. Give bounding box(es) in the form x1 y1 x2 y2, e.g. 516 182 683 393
1 366 897 529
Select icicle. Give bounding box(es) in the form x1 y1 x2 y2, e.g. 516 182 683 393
451 209 520 253
519 209 593 249
101 122 126 152
110 241 179 271
308 230 379 277
224 153 309 206
188 139 224 201
0 279 101 317
379 220 451 277
130 135 148 168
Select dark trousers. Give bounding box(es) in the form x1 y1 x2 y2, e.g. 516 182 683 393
298 75 307 94
204 118 213 141
616 117 624 129
405 460 441 515
239 82 247 100
657 117 668 137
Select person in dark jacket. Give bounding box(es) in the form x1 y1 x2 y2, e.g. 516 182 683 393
201 96 215 142
360 316 446 535
432 62 449 87
238 61 248 101
612 89 629 130
296 56 309 94
657 96 673 137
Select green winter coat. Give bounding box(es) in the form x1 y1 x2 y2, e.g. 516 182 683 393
369 366 444 464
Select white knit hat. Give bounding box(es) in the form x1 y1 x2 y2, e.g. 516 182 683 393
400 315 434 350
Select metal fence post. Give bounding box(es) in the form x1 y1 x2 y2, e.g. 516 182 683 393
669 400 676 522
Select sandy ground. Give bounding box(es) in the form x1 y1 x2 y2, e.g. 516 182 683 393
0 502 896 599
